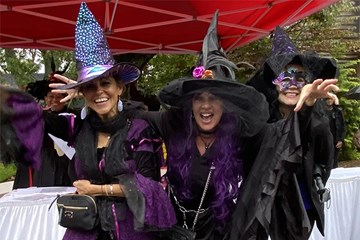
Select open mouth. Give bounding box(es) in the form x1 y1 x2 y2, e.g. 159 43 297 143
284 92 299 98
200 113 214 123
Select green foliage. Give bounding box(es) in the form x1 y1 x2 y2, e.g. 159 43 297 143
40 50 77 80
0 163 16 183
0 49 40 87
140 54 197 95
0 49 76 88
337 59 360 161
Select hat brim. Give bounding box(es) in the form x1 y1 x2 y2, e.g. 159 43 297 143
160 77 265 106
265 53 338 82
59 63 141 90
159 77 270 137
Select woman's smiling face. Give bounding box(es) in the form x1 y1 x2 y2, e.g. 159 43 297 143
192 91 223 133
276 64 306 106
80 77 124 120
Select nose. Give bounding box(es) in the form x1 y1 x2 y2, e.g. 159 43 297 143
94 82 105 93
288 84 298 89
201 99 212 109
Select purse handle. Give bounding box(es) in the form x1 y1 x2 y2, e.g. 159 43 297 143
168 162 215 231
48 194 61 211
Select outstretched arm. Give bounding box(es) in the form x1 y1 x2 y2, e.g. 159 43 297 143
294 79 339 112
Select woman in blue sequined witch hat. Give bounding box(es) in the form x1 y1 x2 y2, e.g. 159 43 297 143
1 2 176 240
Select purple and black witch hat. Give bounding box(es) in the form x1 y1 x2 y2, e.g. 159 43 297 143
61 2 140 90
264 26 338 82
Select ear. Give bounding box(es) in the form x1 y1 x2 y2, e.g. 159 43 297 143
117 82 126 96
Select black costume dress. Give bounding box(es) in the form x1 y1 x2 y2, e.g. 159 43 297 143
229 101 334 240
325 104 346 168
140 105 315 240
141 109 231 240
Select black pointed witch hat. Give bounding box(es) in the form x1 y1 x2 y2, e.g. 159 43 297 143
158 10 269 137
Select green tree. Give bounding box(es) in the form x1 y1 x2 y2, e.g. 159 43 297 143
0 48 40 88
140 54 197 95
0 49 76 88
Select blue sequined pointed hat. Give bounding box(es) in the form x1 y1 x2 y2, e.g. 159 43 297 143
61 2 141 89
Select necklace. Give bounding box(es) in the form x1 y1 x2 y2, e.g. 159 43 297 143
199 134 215 151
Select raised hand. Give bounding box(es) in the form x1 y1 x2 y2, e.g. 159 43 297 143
294 79 339 112
49 74 81 103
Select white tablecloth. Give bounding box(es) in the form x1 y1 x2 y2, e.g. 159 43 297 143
0 168 359 240
0 187 75 240
309 167 360 240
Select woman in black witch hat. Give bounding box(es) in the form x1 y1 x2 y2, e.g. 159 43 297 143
242 26 339 240
140 12 337 240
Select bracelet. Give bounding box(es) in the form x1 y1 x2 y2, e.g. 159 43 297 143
104 184 109 196
109 184 114 195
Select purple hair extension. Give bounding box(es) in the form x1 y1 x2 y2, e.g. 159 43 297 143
167 111 243 229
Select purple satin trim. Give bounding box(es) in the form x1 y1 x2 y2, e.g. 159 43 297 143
135 173 176 228
127 119 148 141
62 228 96 240
134 138 160 152
8 93 44 170
112 203 120 240
68 114 75 147
98 159 105 171
117 209 157 240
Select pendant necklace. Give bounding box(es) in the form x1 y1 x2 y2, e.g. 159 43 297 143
199 134 215 151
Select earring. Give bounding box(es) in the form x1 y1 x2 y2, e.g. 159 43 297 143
118 98 123 112
80 106 88 120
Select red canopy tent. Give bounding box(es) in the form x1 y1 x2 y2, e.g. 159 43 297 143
0 0 339 55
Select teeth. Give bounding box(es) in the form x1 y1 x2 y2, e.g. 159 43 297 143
285 93 298 97
201 113 212 117
95 98 108 103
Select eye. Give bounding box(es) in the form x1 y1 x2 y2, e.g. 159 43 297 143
99 78 113 87
294 73 306 82
281 77 292 83
193 94 204 102
208 95 220 102
81 83 97 92
297 78 305 83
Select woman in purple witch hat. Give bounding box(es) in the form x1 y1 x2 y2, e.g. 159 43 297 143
1 3 176 240
239 26 340 240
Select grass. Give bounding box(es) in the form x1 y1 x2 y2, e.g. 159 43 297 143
0 163 16 183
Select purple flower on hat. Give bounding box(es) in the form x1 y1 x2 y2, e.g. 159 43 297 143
193 66 206 78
